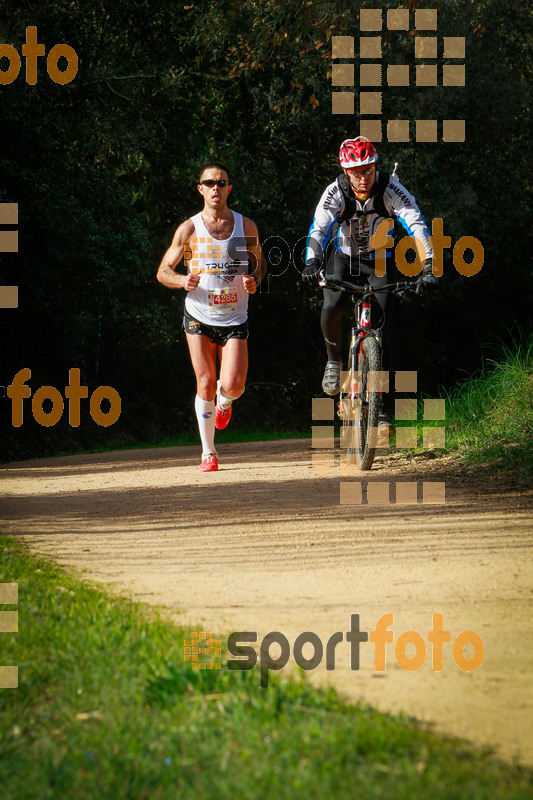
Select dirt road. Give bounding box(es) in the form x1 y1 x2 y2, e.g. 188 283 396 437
1 440 532 764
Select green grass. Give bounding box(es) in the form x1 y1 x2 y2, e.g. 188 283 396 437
0 535 531 800
386 334 533 482
444 333 533 479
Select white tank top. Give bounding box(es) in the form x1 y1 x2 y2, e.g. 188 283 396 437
184 211 250 326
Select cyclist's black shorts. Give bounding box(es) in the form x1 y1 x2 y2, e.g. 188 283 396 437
324 249 395 283
321 250 396 334
183 309 249 346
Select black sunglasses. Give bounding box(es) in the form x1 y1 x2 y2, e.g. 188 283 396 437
200 179 229 187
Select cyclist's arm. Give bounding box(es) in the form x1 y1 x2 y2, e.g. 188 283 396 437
385 180 434 265
242 217 267 293
305 181 344 266
156 219 199 291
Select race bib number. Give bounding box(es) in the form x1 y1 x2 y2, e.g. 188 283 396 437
207 287 238 316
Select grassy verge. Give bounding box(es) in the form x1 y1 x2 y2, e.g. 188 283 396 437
444 334 533 480
0 535 531 800
384 334 533 483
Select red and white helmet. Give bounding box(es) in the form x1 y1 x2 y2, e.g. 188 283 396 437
339 137 378 169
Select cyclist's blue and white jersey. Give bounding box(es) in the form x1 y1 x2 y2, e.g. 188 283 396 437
305 172 433 266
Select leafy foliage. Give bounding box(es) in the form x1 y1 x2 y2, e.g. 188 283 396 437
0 0 531 458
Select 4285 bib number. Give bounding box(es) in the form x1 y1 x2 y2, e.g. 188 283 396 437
207 287 238 315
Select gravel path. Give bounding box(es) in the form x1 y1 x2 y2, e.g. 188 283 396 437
2 439 532 764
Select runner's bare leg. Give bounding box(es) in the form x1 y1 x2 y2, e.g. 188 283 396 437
186 332 218 455
186 333 218 400
218 338 248 402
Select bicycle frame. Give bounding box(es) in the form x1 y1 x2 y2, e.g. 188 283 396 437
321 275 418 370
319 274 419 468
346 295 383 403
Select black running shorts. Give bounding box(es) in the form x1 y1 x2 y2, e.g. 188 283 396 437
183 308 249 346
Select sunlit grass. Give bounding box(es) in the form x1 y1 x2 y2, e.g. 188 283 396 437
445 333 533 479
0 535 531 799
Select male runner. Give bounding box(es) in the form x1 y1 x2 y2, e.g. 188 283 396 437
157 162 266 472
303 137 437 428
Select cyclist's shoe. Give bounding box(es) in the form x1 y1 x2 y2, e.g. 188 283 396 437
199 453 218 472
322 360 343 396
378 411 395 435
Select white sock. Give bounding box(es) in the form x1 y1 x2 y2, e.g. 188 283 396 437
194 395 216 455
217 380 237 410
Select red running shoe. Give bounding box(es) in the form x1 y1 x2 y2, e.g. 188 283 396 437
215 402 232 430
199 453 218 472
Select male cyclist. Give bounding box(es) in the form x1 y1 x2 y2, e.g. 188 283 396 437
157 162 266 472
303 137 437 428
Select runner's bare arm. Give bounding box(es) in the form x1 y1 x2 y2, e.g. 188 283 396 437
242 217 267 295
156 219 200 291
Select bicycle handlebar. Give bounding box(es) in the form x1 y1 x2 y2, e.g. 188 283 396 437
318 273 420 298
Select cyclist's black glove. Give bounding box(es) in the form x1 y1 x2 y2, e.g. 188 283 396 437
302 258 322 284
417 259 439 292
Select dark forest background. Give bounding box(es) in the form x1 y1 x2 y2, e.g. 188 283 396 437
0 0 531 460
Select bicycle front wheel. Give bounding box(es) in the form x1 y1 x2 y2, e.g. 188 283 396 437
355 335 381 470
341 339 360 465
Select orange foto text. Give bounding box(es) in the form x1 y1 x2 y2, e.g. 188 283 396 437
0 26 78 85
370 217 484 277
7 368 121 427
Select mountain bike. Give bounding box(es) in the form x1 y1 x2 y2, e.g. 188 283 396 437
319 275 419 470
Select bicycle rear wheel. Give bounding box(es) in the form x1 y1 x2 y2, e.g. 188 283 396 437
355 335 381 470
